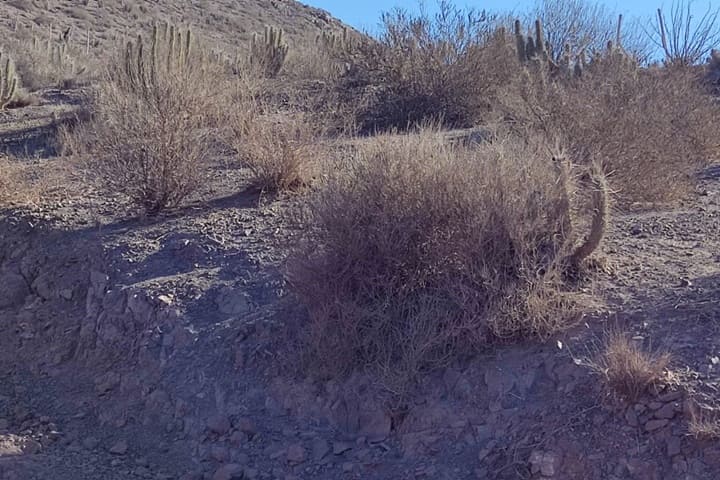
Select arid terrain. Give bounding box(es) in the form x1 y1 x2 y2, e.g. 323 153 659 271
1 1 720 480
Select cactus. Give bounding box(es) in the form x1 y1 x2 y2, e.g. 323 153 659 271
534 19 548 61
514 20 526 63
316 27 351 54
250 25 288 78
552 155 609 271
514 19 552 65
567 163 609 268
0 52 18 109
121 23 195 97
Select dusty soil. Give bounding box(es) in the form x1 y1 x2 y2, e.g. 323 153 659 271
2 91 720 480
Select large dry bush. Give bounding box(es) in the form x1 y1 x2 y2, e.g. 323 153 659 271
359 2 515 131
287 130 605 381
64 27 221 214
499 50 719 205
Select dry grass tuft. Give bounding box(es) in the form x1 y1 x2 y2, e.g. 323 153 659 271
232 109 321 193
590 331 671 402
688 407 720 440
287 129 602 382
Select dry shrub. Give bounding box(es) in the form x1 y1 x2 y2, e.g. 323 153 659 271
589 331 671 402
287 129 602 381
63 28 220 214
235 111 320 193
359 2 515 131
500 54 720 205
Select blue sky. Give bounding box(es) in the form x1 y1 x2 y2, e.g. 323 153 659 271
303 0 713 34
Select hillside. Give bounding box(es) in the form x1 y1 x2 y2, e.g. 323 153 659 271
0 0 348 57
1 2 720 480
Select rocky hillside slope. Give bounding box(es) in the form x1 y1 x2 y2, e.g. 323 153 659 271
0 0 347 57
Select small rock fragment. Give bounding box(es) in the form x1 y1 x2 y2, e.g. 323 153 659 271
666 437 682 457
212 463 243 480
312 438 330 462
645 419 669 432
286 444 306 464
236 417 257 438
210 445 230 462
207 415 231 435
654 403 676 420
82 437 100 450
333 441 352 455
109 440 128 455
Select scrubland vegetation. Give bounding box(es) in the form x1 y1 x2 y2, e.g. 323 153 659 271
1 0 720 389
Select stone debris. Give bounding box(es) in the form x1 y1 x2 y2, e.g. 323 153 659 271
109 440 128 455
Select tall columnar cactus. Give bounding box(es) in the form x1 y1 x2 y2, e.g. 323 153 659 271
552 156 610 271
0 52 18 110
250 25 288 78
122 23 195 97
316 27 350 54
567 162 609 269
534 19 548 61
514 20 526 63
515 19 550 63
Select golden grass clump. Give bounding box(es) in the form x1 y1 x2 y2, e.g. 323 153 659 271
233 110 320 193
590 331 671 402
688 408 720 440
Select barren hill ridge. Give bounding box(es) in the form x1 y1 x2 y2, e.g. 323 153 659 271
0 0 350 56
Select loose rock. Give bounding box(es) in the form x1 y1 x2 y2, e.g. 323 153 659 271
109 440 128 455
312 438 330 462
654 403 676 420
207 415 231 435
212 464 243 480
286 444 306 464
645 419 669 432
0 271 29 308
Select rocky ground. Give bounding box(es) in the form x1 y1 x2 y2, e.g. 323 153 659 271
1 91 720 480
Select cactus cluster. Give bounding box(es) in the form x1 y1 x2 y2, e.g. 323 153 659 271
0 52 18 110
122 23 195 96
514 15 634 81
250 26 288 78
316 27 350 54
30 28 87 78
515 19 551 64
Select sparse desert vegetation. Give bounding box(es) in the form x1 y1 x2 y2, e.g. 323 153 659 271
1 0 720 479
589 330 672 402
